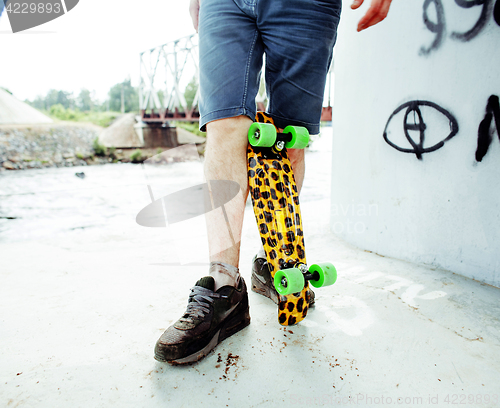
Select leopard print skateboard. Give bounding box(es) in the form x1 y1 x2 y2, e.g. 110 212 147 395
247 112 337 326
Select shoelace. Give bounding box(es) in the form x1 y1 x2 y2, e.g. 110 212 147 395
179 286 226 322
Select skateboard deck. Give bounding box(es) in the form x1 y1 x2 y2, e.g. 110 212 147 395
247 112 336 326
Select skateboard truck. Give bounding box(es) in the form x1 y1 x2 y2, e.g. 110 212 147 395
249 123 309 150
274 262 337 296
251 129 291 152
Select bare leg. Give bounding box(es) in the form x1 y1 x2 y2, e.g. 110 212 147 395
204 116 253 270
287 148 305 193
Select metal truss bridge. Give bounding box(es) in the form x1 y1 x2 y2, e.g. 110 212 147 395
139 34 333 125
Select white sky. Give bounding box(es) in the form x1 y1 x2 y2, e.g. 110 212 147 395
0 0 195 102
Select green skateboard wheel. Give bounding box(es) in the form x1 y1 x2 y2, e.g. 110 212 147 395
248 122 277 147
283 126 309 149
274 268 305 296
309 262 337 288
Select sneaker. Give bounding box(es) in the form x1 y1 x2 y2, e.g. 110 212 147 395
251 254 315 306
154 276 250 365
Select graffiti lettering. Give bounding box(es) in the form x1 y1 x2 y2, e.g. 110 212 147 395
420 0 498 55
383 101 459 160
451 0 493 42
420 0 446 56
475 95 500 162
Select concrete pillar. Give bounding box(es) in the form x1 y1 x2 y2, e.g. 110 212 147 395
331 0 500 287
142 125 178 148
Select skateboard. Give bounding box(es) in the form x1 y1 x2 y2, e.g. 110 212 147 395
247 112 337 326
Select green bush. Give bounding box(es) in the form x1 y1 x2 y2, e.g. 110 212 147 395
92 137 106 156
84 111 121 127
108 146 116 159
49 104 67 119
130 149 143 163
174 121 205 138
46 104 121 127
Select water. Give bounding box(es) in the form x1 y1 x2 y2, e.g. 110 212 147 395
0 129 332 243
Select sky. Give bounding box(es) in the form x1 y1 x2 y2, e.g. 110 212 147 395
0 0 195 102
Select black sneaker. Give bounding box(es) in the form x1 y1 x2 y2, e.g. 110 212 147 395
154 276 250 365
251 254 315 306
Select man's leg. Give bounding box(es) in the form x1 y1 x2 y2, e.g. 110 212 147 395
287 149 305 193
204 120 304 266
204 116 253 289
155 0 262 363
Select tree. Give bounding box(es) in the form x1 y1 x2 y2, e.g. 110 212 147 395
44 89 73 110
77 89 94 112
30 95 45 110
108 79 139 113
184 76 198 110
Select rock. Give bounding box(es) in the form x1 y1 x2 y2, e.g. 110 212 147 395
3 161 15 170
53 152 63 164
63 152 75 159
27 161 41 169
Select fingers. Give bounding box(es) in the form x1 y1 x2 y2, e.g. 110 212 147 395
351 0 364 10
189 0 200 32
356 0 392 32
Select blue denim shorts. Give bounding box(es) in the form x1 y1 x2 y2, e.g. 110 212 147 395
198 0 341 134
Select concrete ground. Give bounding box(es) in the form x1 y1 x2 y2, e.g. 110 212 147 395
1 128 499 408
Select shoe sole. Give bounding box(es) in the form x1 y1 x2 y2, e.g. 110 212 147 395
155 303 251 365
251 274 316 307
251 274 279 304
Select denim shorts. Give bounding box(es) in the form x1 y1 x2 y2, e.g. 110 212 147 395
198 0 341 134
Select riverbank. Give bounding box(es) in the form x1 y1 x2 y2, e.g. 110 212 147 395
0 122 205 171
0 122 102 170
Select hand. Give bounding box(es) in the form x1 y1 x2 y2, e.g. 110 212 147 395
351 0 393 32
189 0 201 32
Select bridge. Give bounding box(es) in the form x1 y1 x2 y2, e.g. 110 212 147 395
139 34 333 126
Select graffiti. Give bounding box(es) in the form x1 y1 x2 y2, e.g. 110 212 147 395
383 100 459 160
420 0 446 56
451 0 494 42
420 0 497 55
384 96 500 162
300 264 448 336
475 95 500 162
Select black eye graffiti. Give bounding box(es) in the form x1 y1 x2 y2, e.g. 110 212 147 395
383 100 459 160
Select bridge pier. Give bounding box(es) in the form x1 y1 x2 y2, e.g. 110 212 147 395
135 122 178 148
